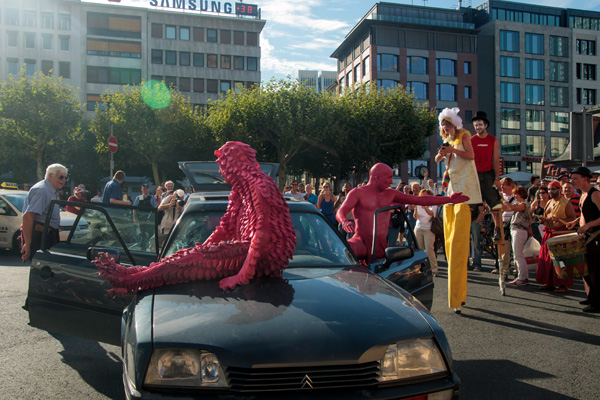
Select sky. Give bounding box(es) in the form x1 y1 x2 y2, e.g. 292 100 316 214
86 0 600 82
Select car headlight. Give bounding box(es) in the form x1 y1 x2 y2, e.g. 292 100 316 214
144 349 227 388
380 338 447 382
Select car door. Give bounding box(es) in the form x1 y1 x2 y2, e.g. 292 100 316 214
27 200 159 346
368 205 434 309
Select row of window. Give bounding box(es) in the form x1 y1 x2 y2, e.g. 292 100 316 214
500 82 569 107
377 54 472 77
577 39 596 55
569 16 600 31
151 23 258 47
576 88 597 105
6 59 70 78
148 75 256 95
3 8 71 30
499 57 569 82
491 8 561 27
339 56 370 89
151 50 258 71
377 81 472 101
500 31 572 57
501 109 569 132
6 31 71 51
502 135 568 158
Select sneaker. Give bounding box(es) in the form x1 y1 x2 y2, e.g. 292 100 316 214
454 307 462 314
509 279 529 285
490 268 499 274
432 270 440 277
473 266 481 272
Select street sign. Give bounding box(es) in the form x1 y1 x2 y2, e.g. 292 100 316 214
108 136 118 153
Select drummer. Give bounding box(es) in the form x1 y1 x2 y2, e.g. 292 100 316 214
567 167 600 313
536 180 577 293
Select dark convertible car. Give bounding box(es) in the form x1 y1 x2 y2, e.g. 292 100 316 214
26 165 459 399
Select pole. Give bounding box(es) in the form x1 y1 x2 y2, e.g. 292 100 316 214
109 100 114 178
583 106 587 168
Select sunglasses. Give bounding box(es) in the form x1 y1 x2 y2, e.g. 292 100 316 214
57 175 68 181
292 183 298 186
538 191 548 194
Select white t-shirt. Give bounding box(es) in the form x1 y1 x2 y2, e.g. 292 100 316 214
415 205 438 230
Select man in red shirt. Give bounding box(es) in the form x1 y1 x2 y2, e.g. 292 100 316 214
66 187 86 215
471 111 503 242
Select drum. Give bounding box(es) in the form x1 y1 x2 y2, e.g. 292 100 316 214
545 233 588 279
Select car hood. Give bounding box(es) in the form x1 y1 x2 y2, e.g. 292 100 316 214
150 267 434 367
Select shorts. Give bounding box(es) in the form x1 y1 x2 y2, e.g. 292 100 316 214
478 170 502 208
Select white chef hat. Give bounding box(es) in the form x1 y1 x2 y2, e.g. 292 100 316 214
438 107 463 130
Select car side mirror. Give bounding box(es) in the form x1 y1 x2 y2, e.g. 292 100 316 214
86 247 120 264
384 246 414 265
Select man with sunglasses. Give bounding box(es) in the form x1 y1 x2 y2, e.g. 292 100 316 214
21 163 68 262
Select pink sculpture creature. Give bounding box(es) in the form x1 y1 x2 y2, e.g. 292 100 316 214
336 163 469 262
94 141 296 295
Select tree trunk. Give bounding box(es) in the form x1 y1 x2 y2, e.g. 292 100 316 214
36 150 44 181
278 162 287 190
151 162 160 187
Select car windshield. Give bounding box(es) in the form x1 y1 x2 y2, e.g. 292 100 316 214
164 210 357 267
3 193 26 212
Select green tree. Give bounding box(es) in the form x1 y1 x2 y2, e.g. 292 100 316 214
207 79 343 187
90 82 214 186
0 70 85 181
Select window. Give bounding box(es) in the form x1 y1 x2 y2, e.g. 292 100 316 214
221 55 231 69
87 67 141 85
407 56 427 74
6 8 19 26
166 26 176 39
551 112 569 133
500 30 519 52
504 161 520 174
354 63 361 82
58 61 70 79
207 79 218 93
436 59 456 76
25 33 35 49
7 31 18 47
151 23 162 38
207 54 217 68
220 81 231 94
234 56 244 70
8 59 19 75
41 60 53 75
526 136 544 156
526 110 545 131
58 13 70 30
464 61 472 75
377 54 398 72
363 56 370 77
193 78 204 92
583 64 597 80
551 136 569 157
577 88 597 105
24 10 36 27
501 82 520 103
59 36 70 51
464 86 472 99
526 84 544 105
193 27 204 42
500 56 519 78
207 29 217 43
25 60 36 76
179 77 190 92
180 52 191 66
193 53 204 67
465 110 473 122
525 59 544 80
247 57 258 71
347 71 352 87
407 82 428 99
41 34 52 50
151 75 162 82
525 33 544 54
233 31 244 45
550 61 568 82
378 80 398 90
180 27 190 41
501 108 520 129
151 50 163 64
220 30 231 44
501 134 521 155
549 36 568 57
550 87 568 107
576 39 596 55
247 32 258 46
437 84 456 101
234 81 244 94
166 51 176 65
165 76 177 89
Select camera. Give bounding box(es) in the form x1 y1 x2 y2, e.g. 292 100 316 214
440 141 450 149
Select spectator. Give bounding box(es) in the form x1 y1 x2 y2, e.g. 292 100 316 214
285 180 304 201
298 183 305 194
304 184 318 205
157 188 185 246
66 187 86 215
530 186 549 244
528 175 540 202
317 182 337 225
155 187 164 204
563 181 581 218
102 170 131 205
133 183 159 208
90 191 102 202
414 189 439 277
506 186 532 286
494 177 516 277
405 181 421 247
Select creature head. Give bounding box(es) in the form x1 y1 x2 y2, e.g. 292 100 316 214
214 141 259 182
369 163 393 192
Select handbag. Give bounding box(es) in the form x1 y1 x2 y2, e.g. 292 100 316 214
441 153 453 191
430 214 444 236
523 237 541 271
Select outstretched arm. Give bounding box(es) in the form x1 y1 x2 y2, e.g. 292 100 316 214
392 191 469 206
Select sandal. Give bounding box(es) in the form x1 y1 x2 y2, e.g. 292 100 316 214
539 284 555 291
554 286 568 293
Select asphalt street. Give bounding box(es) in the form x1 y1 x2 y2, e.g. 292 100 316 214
1 249 599 400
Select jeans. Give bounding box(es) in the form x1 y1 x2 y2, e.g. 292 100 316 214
470 220 482 269
406 210 416 247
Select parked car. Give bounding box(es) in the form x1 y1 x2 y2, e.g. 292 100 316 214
26 163 458 399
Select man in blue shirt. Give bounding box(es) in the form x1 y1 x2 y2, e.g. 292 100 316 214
102 170 132 205
21 163 68 261
304 184 318 205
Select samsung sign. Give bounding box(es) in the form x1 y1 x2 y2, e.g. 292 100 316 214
149 0 235 14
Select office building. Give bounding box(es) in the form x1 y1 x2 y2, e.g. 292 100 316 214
297 70 338 93
0 0 265 111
